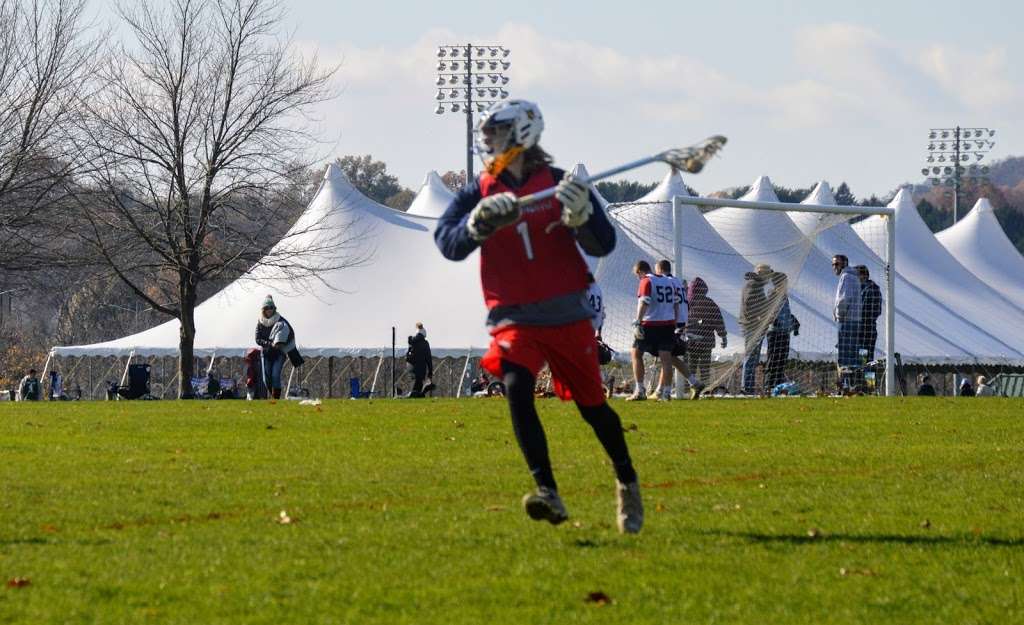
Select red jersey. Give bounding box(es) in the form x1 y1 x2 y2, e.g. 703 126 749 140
477 167 588 309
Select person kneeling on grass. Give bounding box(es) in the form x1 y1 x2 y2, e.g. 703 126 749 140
434 98 642 534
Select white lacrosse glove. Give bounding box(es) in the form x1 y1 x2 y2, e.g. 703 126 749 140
632 320 645 340
467 192 520 242
554 175 593 228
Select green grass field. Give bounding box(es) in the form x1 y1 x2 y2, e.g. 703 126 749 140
1 397 1022 624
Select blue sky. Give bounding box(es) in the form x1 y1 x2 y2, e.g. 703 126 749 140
109 0 1024 197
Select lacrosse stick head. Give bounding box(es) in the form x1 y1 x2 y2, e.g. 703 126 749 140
658 135 728 174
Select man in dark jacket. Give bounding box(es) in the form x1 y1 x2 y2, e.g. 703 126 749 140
406 322 434 397
686 277 726 387
856 265 882 360
763 272 800 393
739 265 772 394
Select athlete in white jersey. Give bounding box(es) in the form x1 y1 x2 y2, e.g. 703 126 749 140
628 260 678 401
656 260 704 400
586 272 605 336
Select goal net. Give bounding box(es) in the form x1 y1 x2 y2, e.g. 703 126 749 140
593 179 895 397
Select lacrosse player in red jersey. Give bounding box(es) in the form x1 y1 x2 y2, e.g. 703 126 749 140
435 99 642 533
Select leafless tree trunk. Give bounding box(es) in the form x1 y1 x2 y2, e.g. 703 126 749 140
71 0 361 398
0 0 98 270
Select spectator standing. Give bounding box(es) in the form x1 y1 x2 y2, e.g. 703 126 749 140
18 369 41 401
856 265 882 360
958 377 975 397
254 295 300 400
686 277 726 388
832 255 862 389
975 375 996 396
917 374 937 396
739 264 772 395
406 322 435 397
763 272 800 393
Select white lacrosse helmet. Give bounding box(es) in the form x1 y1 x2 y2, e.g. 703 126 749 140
475 99 544 157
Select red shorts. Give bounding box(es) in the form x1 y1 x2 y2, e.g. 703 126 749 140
480 319 606 407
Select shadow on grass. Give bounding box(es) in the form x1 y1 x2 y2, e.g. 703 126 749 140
701 529 1024 548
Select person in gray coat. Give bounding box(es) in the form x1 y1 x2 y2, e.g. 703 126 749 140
832 255 862 387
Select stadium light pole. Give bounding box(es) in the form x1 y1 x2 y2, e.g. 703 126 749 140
435 44 511 182
923 127 995 225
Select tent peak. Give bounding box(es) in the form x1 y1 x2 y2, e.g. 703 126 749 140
324 162 349 183
740 175 779 203
972 197 995 214
804 181 836 206
888 186 915 209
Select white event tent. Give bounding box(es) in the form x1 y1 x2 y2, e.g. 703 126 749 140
52 165 491 358
853 189 1024 354
936 198 1024 311
789 183 1022 362
406 171 455 218
50 163 1024 367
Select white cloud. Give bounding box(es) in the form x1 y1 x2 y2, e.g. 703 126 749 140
917 44 1022 112
294 21 1023 196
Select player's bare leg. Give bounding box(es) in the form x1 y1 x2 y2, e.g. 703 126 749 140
628 347 646 400
656 350 673 400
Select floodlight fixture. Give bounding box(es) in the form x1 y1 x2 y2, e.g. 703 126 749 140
923 125 996 224
433 43 512 180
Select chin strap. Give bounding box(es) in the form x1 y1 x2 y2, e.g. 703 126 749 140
485 145 525 176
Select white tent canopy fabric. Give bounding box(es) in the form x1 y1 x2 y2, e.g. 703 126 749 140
53 165 491 358
853 189 1024 355
790 183 1022 362
936 198 1024 311
406 171 455 218
51 165 1024 366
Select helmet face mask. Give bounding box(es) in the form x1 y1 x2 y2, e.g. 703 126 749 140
478 121 515 157
474 99 544 172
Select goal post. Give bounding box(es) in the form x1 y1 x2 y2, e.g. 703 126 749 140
671 195 897 396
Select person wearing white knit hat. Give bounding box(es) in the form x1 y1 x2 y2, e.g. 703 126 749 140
254 295 301 400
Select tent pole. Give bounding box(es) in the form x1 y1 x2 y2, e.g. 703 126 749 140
456 349 472 398
370 351 385 395
285 365 295 398
118 351 135 401
885 213 897 397
40 351 53 400
672 195 684 399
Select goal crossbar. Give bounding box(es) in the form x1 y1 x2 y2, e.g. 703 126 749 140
672 195 897 397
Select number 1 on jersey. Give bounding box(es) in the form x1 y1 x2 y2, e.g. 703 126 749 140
516 221 534 261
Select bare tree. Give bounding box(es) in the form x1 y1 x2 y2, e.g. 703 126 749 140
0 0 98 270
72 0 360 397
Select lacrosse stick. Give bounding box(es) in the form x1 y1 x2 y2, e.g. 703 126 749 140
516 135 727 208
